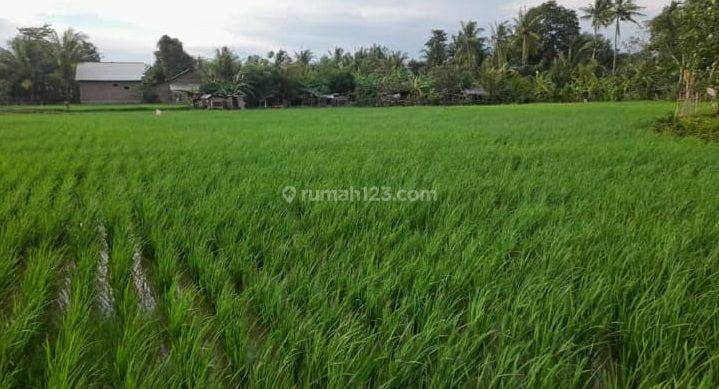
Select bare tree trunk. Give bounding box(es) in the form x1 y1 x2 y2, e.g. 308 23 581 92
592 27 598 60
677 69 698 117
613 20 619 75
65 74 72 108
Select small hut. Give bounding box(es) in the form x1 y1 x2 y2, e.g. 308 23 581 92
462 87 489 104
379 91 410 107
319 93 350 107
156 69 202 104
194 93 245 110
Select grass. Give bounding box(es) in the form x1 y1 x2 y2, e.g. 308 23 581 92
0 103 190 114
0 101 718 387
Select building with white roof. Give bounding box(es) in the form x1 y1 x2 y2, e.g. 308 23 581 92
75 62 147 104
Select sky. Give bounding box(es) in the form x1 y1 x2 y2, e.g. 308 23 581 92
0 0 671 64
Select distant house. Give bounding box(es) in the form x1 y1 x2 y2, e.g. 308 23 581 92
75 62 147 104
379 91 410 106
155 69 202 104
462 87 488 103
319 93 350 107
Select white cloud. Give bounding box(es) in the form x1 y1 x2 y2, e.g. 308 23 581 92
503 0 666 14
0 18 18 43
1 0 672 62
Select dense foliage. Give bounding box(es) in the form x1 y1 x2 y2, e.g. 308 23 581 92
654 113 719 141
0 25 99 103
1 0 717 107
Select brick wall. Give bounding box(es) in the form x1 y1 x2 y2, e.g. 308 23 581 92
78 82 142 104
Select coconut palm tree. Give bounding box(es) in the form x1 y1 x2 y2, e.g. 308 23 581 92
204 46 240 83
490 22 512 69
422 29 449 68
452 21 485 70
51 28 100 103
580 0 612 60
607 0 645 74
294 49 314 66
513 8 540 67
385 50 408 71
217 72 252 98
549 35 595 87
1 27 58 103
326 47 351 68
268 50 291 68
0 40 34 101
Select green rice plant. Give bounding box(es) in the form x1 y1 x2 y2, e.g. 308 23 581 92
1 102 719 387
42 249 98 388
0 246 61 387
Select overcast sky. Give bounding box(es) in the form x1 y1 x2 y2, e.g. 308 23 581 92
1 0 670 63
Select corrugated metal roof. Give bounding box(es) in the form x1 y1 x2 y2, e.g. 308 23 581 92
75 62 147 82
169 83 201 92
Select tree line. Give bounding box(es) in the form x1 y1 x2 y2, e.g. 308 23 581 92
0 25 99 104
1 0 717 108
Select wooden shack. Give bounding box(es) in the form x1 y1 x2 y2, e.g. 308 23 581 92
155 69 202 104
462 87 489 104
194 94 245 110
319 93 350 107
379 91 410 107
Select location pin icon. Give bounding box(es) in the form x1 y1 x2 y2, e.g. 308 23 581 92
282 186 297 203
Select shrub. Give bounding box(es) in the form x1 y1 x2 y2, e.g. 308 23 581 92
354 74 382 106
0 80 9 105
139 81 159 103
653 114 719 141
499 75 533 103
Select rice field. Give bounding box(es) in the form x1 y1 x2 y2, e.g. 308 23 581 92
1 102 718 387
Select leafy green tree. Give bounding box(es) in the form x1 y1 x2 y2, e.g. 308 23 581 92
327 71 355 94
607 0 645 74
648 2 682 71
153 35 196 80
354 73 382 105
428 64 462 104
549 34 594 87
677 0 719 81
0 25 57 103
407 74 431 103
423 30 449 68
242 61 280 107
532 70 555 101
477 58 509 101
0 79 9 104
51 28 100 102
527 1 581 66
